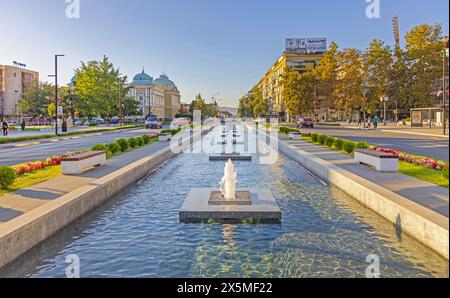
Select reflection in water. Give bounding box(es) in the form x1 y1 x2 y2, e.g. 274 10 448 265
0 127 448 278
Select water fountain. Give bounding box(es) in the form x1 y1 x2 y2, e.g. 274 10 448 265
179 159 281 223
210 124 251 161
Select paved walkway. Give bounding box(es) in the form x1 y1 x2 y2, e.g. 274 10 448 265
283 137 449 218
0 141 169 224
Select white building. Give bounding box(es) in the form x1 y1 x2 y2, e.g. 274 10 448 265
129 69 165 118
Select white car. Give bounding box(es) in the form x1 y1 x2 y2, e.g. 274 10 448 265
170 117 190 129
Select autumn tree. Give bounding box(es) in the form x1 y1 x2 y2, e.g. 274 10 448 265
333 48 366 116
282 68 315 117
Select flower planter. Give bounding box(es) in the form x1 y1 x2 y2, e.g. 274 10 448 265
159 133 171 142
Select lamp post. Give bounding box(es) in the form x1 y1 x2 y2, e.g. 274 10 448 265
380 96 388 126
443 43 449 135
49 54 65 136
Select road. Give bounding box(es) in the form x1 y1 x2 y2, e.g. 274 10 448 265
299 126 449 161
0 128 160 166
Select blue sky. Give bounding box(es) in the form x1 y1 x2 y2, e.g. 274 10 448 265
1 0 448 107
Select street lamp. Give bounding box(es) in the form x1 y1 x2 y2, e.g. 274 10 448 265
380 95 388 126
49 54 65 136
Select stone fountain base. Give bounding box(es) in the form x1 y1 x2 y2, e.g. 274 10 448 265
179 188 281 223
209 154 252 161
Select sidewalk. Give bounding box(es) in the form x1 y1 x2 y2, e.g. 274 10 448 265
341 123 449 139
0 141 169 223
283 137 449 217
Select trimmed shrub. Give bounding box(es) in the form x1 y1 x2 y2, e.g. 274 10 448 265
108 142 121 154
343 141 356 153
91 143 108 152
142 134 151 144
326 137 336 147
356 141 370 149
334 138 345 150
116 138 129 151
136 136 144 146
443 166 449 179
318 134 328 145
0 166 17 189
311 133 319 143
128 137 138 148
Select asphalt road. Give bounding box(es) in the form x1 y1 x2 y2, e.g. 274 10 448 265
300 126 449 161
0 128 160 166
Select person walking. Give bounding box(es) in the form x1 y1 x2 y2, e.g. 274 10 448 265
21 120 26 131
373 115 380 129
2 120 8 136
367 115 372 128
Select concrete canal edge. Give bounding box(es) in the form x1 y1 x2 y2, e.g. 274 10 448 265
0 128 211 269
278 139 449 260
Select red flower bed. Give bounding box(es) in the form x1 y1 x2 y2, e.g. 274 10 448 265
13 152 78 176
371 146 448 171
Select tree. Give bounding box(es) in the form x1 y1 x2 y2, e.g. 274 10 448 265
17 98 30 115
281 68 315 116
48 103 56 117
74 55 123 118
251 87 268 117
333 48 366 115
313 41 339 105
365 40 393 108
122 97 140 116
20 81 55 117
404 23 446 107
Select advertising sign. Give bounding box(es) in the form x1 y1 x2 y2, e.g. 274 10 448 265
306 38 327 53
285 38 327 54
411 110 422 127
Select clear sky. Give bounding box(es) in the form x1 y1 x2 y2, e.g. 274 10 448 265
1 0 448 107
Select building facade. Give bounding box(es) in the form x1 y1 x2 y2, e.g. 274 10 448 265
254 52 323 121
129 71 181 120
0 64 39 119
129 70 165 119
154 74 181 120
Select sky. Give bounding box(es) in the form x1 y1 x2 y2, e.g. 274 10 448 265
1 0 448 108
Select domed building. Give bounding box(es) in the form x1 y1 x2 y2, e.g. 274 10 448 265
153 74 181 120
128 69 165 118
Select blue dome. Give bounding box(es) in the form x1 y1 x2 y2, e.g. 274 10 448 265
132 69 153 85
154 74 175 86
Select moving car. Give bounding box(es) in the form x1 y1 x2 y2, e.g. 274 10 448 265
145 115 162 129
297 118 314 128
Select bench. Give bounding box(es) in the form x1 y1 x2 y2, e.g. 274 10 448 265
354 149 399 172
289 132 302 140
61 151 106 175
159 133 172 142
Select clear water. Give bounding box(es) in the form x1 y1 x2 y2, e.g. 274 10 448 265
1 128 448 278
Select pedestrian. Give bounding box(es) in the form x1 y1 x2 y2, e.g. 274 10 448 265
367 115 372 128
2 120 8 136
373 115 380 129
357 116 362 127
21 119 26 131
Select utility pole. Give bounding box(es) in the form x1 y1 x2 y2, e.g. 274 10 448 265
49 54 65 136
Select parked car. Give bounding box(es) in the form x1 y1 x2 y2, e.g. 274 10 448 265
145 115 162 129
297 118 314 128
108 117 120 124
170 117 190 129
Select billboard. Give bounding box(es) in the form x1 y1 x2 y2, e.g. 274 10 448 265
285 38 327 54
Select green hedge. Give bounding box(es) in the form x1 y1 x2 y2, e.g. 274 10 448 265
142 134 151 144
443 166 449 179
326 137 336 147
91 143 108 152
136 136 144 146
161 128 182 136
318 134 328 145
116 138 129 151
128 137 138 148
343 141 356 153
108 142 121 154
311 133 319 143
0 166 16 189
356 141 370 149
334 138 345 150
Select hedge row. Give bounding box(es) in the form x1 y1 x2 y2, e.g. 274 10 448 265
91 134 154 156
310 132 369 153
